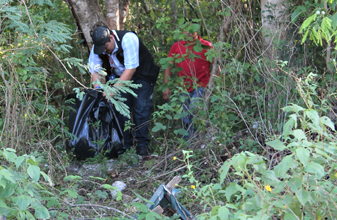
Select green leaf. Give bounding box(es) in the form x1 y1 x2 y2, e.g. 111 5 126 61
282 104 304 113
286 197 302 219
320 116 335 131
145 211 161 220
211 206 220 216
15 156 25 169
283 117 295 138
174 128 189 136
40 171 53 186
296 148 310 167
218 206 230 220
0 169 15 183
295 187 310 206
220 161 231 184
101 184 113 190
332 12 337 29
0 207 14 216
266 139 286 151
132 202 149 213
291 6 307 22
14 195 33 210
305 109 320 126
293 129 306 141
225 182 238 202
151 123 166 132
27 165 40 182
274 155 292 178
266 170 280 182
193 40 203 52
0 183 15 199
94 190 107 199
305 162 325 178
46 197 60 208
150 10 155 20
27 158 38 166
288 177 302 192
33 205 50 219
63 175 82 182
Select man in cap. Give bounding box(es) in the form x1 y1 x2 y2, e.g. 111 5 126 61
88 25 159 156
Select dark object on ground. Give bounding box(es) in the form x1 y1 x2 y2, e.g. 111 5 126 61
136 146 150 156
66 89 125 160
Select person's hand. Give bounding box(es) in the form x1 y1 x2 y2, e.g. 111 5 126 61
163 87 171 102
103 91 114 99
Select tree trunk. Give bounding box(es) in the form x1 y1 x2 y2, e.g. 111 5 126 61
261 0 287 60
106 0 119 30
65 0 129 51
65 0 106 50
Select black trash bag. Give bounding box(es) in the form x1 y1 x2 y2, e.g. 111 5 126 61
65 89 126 160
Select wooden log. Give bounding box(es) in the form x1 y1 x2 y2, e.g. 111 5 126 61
152 205 164 215
165 176 181 192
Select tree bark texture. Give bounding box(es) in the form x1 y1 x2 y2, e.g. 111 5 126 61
66 0 130 52
106 0 119 30
261 0 287 60
65 0 106 51
119 0 130 30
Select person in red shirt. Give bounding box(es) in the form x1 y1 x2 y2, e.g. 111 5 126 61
163 20 218 139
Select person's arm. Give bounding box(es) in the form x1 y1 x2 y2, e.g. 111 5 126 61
89 46 105 88
91 72 106 89
163 65 173 102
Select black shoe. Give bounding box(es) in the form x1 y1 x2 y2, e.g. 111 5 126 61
136 146 150 156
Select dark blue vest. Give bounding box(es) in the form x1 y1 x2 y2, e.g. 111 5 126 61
99 30 159 84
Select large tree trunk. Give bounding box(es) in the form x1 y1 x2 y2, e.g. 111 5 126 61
65 0 106 50
104 0 130 30
106 0 120 30
261 0 287 60
65 0 130 51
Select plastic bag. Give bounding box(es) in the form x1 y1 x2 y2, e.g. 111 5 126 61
66 89 125 159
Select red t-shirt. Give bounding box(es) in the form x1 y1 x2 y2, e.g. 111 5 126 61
168 36 212 92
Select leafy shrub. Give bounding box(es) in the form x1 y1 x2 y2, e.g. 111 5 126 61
195 104 337 219
0 148 53 219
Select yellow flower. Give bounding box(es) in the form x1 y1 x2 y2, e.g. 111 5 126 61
175 183 178 186
173 156 177 160
191 185 196 189
265 185 272 192
284 205 287 209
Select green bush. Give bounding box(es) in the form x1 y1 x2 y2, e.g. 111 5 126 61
195 103 337 219
0 148 53 219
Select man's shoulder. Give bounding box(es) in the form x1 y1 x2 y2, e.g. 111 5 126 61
114 30 138 41
171 40 184 48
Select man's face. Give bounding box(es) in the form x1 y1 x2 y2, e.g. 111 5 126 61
185 31 198 41
104 35 115 54
183 23 199 42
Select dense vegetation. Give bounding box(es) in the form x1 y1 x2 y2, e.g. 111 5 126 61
1 0 337 219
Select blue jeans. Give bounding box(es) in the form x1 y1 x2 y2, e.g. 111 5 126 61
117 78 154 150
181 87 204 139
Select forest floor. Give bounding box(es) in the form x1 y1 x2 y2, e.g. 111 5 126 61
64 135 223 219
